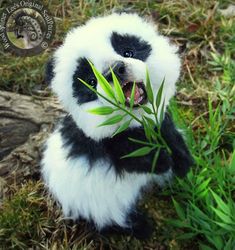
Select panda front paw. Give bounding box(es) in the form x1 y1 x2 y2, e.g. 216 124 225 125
160 113 194 178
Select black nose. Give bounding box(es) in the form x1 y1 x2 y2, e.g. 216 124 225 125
112 61 126 76
104 61 126 82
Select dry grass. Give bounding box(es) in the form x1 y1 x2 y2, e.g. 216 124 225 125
0 0 234 249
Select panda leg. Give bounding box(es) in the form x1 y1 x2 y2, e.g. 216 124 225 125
128 209 153 239
99 210 153 239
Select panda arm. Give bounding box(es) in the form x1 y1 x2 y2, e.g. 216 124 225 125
160 113 194 177
104 113 193 176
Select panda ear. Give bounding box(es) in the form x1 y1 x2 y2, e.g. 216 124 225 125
45 58 55 84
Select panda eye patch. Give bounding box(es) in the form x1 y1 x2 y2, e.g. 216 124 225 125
72 58 98 104
111 32 152 61
123 50 134 58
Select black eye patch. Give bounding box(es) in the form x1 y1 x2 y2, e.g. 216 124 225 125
72 58 98 104
111 32 152 61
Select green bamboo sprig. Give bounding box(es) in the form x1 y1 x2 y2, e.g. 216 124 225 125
79 62 171 169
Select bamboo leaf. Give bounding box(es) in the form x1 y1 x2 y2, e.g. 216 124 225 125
121 146 153 159
112 119 132 137
130 82 136 109
155 78 165 110
141 105 153 114
151 148 160 172
172 198 186 220
214 222 235 231
176 233 196 240
167 219 189 228
195 178 211 195
145 69 154 104
110 68 125 105
143 115 155 128
88 106 115 115
211 207 233 224
210 189 231 216
228 150 235 173
142 117 152 141
159 98 165 124
128 137 153 146
98 115 123 127
79 78 97 93
89 62 116 100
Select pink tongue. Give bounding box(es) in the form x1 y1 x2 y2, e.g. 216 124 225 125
125 86 140 101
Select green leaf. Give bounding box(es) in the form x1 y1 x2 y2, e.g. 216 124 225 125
159 98 165 124
79 78 97 92
205 235 224 250
142 117 152 141
199 243 214 250
110 68 125 105
151 148 160 173
211 207 233 224
224 238 234 250
88 106 115 115
130 82 136 109
143 115 155 128
195 178 211 195
98 115 123 127
172 198 185 220
210 190 231 216
89 62 115 100
141 105 153 114
112 119 132 137
155 78 165 110
167 219 189 228
214 222 235 231
228 150 235 173
121 146 153 159
128 137 153 146
189 202 210 221
145 69 154 104
176 233 196 240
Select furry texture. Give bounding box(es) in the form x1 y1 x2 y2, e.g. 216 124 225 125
41 13 193 238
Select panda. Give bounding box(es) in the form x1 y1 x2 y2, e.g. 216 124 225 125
41 12 193 239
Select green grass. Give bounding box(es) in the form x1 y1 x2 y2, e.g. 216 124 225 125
0 0 234 249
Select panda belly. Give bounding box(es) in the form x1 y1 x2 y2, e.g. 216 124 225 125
41 129 153 229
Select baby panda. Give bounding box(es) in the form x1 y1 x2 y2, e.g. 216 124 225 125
41 13 193 239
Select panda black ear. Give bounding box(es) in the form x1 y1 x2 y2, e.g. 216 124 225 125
45 58 55 84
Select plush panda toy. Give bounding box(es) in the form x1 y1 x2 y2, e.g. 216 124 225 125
41 13 193 239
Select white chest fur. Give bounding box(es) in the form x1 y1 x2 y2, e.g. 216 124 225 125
41 129 172 229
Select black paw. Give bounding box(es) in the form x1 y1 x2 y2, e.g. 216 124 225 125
155 149 173 174
171 150 194 177
160 112 194 178
129 210 153 240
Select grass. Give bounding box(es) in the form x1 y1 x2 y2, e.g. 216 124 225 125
0 0 234 249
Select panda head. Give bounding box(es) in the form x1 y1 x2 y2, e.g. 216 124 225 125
46 13 181 141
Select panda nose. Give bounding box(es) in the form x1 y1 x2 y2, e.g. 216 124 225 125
103 61 126 82
112 61 126 77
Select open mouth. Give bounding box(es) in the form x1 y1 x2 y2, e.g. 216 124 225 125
122 81 147 107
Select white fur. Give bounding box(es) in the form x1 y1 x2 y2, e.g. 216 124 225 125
42 129 172 229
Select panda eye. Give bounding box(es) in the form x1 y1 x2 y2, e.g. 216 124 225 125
123 50 134 58
88 78 97 87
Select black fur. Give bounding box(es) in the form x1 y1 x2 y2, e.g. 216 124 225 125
60 113 193 177
100 209 153 239
160 113 194 177
111 32 152 62
72 58 98 104
45 58 55 84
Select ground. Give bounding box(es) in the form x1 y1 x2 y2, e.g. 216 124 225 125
0 0 234 249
